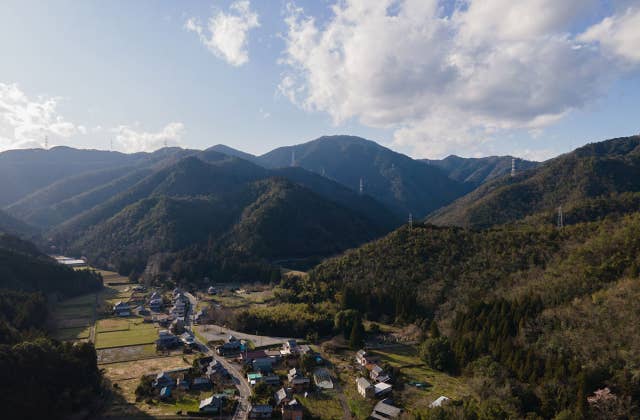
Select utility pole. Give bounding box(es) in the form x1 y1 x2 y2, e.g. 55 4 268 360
557 206 564 229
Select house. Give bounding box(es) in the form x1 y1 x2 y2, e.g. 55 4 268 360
313 368 333 389
113 301 131 317
132 285 146 292
288 368 310 392
356 377 375 398
241 350 268 363
356 349 379 366
199 395 225 413
149 298 163 311
249 404 273 418
253 357 275 373
180 332 195 346
153 372 173 389
430 396 450 408
371 399 402 420
171 300 187 318
297 344 313 356
370 364 391 383
196 356 214 372
207 286 217 295
176 375 190 390
159 386 171 400
217 337 242 356
282 339 298 355
262 373 281 386
207 360 230 380
374 382 392 397
192 377 212 390
247 373 263 386
274 388 292 407
156 330 180 349
282 399 303 420
194 309 206 324
136 306 150 316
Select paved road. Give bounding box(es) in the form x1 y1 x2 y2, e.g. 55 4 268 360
196 324 295 348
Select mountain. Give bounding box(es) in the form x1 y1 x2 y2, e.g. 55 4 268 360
256 135 468 217
0 232 101 296
51 154 393 278
301 211 640 417
423 155 539 187
0 208 38 238
0 146 196 209
427 135 640 228
208 144 259 163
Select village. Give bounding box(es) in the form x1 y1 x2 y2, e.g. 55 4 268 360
50 267 467 419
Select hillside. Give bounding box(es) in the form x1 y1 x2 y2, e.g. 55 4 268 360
52 155 391 279
257 135 468 217
423 155 539 187
0 208 38 238
427 135 640 228
207 144 259 163
298 213 640 417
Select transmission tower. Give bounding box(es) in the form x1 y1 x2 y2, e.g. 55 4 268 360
511 157 516 177
359 177 364 195
408 213 413 231
44 135 49 150
557 206 564 229
291 150 296 167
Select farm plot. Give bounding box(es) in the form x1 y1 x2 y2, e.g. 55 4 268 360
95 321 158 349
97 344 157 364
53 326 92 341
51 292 96 341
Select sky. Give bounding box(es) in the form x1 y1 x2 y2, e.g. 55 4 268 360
0 0 639 160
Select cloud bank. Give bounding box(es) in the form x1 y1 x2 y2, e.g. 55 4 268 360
0 83 79 151
186 0 260 66
113 122 185 153
279 0 640 158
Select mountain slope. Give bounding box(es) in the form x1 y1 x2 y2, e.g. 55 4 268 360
423 155 539 187
0 146 196 208
427 135 640 228
0 208 38 238
207 144 259 163
257 135 468 217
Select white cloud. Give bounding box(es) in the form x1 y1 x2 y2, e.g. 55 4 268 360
578 6 640 65
259 108 271 119
186 1 260 66
112 122 185 153
279 0 635 158
0 82 80 151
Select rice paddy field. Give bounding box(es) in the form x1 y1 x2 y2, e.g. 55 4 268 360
95 318 158 349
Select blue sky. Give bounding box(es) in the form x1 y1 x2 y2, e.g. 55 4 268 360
0 0 638 160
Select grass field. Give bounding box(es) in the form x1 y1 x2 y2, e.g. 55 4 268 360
370 345 473 413
53 326 92 341
95 321 158 349
297 392 345 420
97 344 158 364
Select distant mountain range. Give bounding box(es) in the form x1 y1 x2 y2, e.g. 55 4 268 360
0 134 547 279
428 135 640 228
423 154 539 187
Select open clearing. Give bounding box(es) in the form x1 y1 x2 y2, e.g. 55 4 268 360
53 326 92 341
95 322 158 349
97 344 158 364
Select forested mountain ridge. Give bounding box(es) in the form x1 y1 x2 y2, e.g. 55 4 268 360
256 135 469 217
51 154 392 281
298 211 640 417
423 154 539 187
427 135 640 228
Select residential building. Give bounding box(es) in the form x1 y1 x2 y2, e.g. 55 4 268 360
156 330 180 349
199 395 225 413
288 368 310 392
374 382 392 397
153 372 173 389
159 386 171 400
113 301 131 317
274 388 292 407
249 405 273 418
313 368 333 389
282 399 303 420
356 377 375 398
371 399 402 420
253 357 275 373
282 339 298 355
192 377 213 390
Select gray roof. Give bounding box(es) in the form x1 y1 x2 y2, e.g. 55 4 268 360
373 399 402 418
356 377 372 388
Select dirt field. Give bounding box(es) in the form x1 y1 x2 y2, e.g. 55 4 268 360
97 344 158 364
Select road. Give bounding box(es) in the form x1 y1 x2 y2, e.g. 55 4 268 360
196 324 295 348
187 292 250 420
